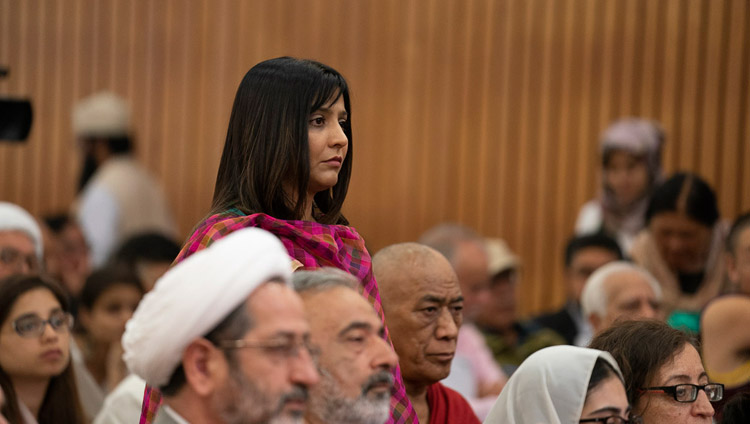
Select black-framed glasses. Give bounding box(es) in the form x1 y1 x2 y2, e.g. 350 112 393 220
580 415 643 424
639 383 724 402
12 311 74 338
217 337 319 360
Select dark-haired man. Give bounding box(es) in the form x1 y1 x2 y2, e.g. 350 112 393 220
534 233 623 346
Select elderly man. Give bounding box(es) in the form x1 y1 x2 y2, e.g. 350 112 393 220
120 228 319 424
373 242 479 424
418 225 505 420
0 202 43 279
726 211 750 294
581 261 662 334
292 268 398 424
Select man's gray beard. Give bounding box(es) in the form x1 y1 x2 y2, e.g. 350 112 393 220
214 367 306 424
309 368 392 424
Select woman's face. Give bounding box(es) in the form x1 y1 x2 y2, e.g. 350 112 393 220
80 283 142 344
580 374 631 422
306 95 349 197
604 150 650 208
0 288 71 380
635 344 714 423
650 212 712 274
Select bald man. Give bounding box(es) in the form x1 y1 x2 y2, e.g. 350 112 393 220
373 242 479 424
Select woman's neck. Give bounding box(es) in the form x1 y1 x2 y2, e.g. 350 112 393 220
303 192 315 221
11 375 50 418
77 333 110 385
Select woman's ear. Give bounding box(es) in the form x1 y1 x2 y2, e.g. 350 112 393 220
181 339 229 397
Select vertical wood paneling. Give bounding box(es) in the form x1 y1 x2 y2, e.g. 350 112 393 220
1 0 748 316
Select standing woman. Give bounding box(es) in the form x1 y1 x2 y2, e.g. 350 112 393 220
0 275 85 424
138 57 417 423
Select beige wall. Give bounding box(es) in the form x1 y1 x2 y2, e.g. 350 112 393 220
2 0 748 316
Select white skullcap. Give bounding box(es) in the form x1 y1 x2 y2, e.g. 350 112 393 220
72 91 131 137
122 227 293 387
0 202 43 261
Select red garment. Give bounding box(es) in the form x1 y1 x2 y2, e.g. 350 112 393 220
427 383 481 424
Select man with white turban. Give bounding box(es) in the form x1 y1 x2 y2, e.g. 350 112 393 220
99 227 319 424
0 201 43 279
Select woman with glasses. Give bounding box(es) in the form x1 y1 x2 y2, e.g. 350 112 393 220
484 345 638 423
0 274 85 424
590 319 719 423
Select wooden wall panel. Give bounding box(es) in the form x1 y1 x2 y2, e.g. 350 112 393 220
1 0 748 316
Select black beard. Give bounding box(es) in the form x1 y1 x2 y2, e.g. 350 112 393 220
77 154 98 192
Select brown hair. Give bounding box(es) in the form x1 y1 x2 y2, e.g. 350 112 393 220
588 319 697 407
0 274 85 424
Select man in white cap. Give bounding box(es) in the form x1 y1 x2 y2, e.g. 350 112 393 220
581 260 663 334
112 227 319 424
292 268 398 424
72 91 176 267
0 201 43 279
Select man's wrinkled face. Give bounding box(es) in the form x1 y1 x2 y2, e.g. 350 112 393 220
380 253 463 387
452 241 491 321
302 286 398 424
0 231 38 279
214 283 319 424
728 226 750 294
599 271 661 331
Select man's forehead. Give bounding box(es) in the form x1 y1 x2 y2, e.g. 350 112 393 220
304 286 380 330
248 282 309 336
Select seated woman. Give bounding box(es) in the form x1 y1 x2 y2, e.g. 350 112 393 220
576 118 664 254
0 274 85 424
630 172 725 331
484 345 637 423
72 264 143 419
701 295 750 420
590 319 720 423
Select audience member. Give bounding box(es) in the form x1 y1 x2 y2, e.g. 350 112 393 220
163 57 416 423
576 118 664 253
113 232 180 291
484 345 634 423
72 91 177 267
418 226 506 419
293 268 398 424
534 234 623 345
121 228 319 424
725 211 750 294
581 261 662 335
631 172 726 331
373 242 480 424
0 202 43 279
590 320 720 423
71 264 143 419
701 295 750 419
473 240 565 373
41 214 91 303
0 274 85 424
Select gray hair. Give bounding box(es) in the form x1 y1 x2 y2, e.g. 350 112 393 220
292 267 359 294
581 261 663 319
418 223 484 264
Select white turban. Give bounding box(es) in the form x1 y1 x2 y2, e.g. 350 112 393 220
0 202 43 261
72 91 131 138
122 227 293 387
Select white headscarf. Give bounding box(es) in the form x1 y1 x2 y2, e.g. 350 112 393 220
0 201 43 261
122 227 293 387
484 345 623 424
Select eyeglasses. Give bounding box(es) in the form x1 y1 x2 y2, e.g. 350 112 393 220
639 383 724 403
12 311 74 338
217 337 319 360
580 415 643 424
0 247 39 272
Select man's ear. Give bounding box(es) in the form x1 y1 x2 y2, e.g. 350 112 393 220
181 339 228 397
